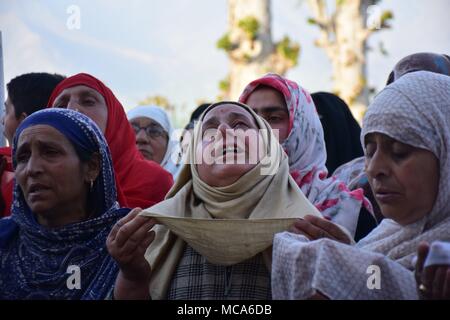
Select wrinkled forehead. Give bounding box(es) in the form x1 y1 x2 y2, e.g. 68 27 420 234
53 85 104 103
202 103 258 126
130 116 164 128
17 124 69 146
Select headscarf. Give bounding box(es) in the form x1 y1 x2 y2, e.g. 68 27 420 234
335 53 450 221
127 105 181 179
272 71 450 299
311 92 364 174
239 73 371 236
0 108 128 299
386 52 450 85
140 101 322 299
47 73 173 209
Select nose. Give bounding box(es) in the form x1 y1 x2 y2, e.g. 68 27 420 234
25 153 44 177
365 150 389 180
67 100 82 112
217 123 232 144
135 128 150 143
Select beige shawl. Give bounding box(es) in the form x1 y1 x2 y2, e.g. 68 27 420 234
141 101 321 299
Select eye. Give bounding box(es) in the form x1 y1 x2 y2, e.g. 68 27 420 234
54 98 68 108
16 151 30 164
392 149 410 160
267 115 282 122
233 121 249 129
43 148 60 157
365 143 376 158
202 129 217 142
82 99 96 106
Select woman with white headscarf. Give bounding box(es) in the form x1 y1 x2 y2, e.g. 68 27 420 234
272 71 450 299
127 105 181 179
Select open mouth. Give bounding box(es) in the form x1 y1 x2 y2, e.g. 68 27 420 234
221 146 242 156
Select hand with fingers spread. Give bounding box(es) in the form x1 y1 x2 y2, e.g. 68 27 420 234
106 207 156 299
290 215 352 245
415 242 450 300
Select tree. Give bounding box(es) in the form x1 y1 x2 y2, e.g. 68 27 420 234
217 0 300 100
138 95 175 113
307 0 393 121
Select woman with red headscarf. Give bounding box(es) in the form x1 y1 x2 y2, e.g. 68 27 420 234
48 73 173 208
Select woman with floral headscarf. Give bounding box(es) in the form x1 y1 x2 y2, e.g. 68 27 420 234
239 73 375 240
272 71 450 299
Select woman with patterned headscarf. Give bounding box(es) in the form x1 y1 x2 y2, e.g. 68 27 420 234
272 71 450 299
0 109 131 299
239 73 375 240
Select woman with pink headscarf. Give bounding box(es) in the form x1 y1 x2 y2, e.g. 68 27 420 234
239 73 375 240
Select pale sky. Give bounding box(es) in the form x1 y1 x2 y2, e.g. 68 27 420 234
1 0 449 127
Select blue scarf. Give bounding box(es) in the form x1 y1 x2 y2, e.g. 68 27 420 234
0 109 128 299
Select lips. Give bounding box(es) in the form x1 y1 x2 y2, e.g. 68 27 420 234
374 188 401 204
138 147 153 157
221 145 243 156
27 183 50 199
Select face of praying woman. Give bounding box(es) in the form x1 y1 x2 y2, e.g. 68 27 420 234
196 104 262 187
129 117 168 164
245 86 290 143
51 85 108 134
364 132 439 226
15 125 99 229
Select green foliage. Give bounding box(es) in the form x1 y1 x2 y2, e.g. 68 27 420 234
218 78 230 92
307 17 318 25
238 16 260 40
336 0 346 6
380 10 393 27
138 95 174 111
217 33 233 52
276 36 300 66
378 41 388 56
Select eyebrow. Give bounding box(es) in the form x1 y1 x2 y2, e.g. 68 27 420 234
202 117 220 129
227 111 254 123
255 106 288 114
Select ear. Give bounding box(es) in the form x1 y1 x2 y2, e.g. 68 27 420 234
18 112 27 123
84 152 101 184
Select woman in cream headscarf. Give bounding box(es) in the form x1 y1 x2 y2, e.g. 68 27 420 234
106 101 325 300
272 71 450 299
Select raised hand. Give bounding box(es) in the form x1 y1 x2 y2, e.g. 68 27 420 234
106 207 156 299
290 215 352 244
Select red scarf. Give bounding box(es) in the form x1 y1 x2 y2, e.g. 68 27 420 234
0 146 14 217
48 73 173 208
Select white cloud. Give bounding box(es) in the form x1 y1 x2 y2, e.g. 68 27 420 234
0 12 63 85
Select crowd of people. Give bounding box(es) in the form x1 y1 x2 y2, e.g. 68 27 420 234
0 52 449 300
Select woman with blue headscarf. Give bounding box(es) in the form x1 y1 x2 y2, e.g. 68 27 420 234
0 108 136 299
